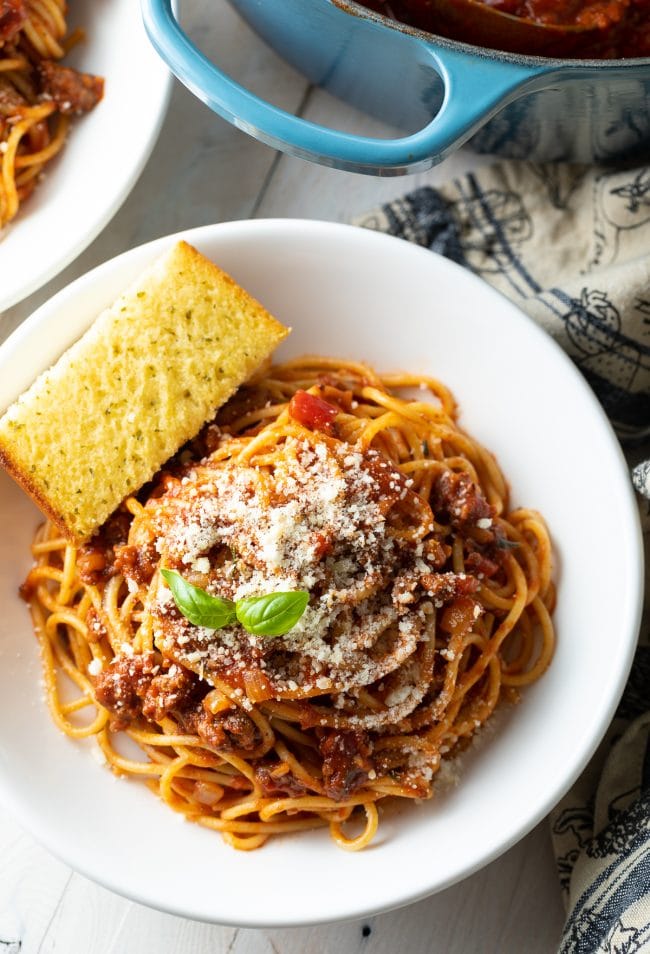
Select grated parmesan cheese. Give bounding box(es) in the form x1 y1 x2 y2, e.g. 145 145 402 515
140 435 481 722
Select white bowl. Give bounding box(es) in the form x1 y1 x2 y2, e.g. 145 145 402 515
0 220 643 926
0 0 171 312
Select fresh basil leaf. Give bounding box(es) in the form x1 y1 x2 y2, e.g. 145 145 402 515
160 568 236 629
160 571 309 638
236 591 309 637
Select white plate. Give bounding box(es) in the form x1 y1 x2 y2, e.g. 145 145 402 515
0 220 643 926
0 0 171 313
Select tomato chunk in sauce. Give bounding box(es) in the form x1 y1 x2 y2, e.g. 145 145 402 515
288 389 338 432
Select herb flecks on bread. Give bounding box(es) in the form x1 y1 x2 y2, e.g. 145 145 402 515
0 241 289 542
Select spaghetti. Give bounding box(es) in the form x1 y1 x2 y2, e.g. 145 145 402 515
0 0 103 229
22 358 555 851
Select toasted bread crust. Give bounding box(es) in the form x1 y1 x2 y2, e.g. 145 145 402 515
0 445 70 538
0 241 289 542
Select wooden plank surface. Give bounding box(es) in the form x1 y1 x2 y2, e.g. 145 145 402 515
0 2 566 951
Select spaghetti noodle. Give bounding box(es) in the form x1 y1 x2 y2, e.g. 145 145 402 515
22 358 555 851
0 0 103 228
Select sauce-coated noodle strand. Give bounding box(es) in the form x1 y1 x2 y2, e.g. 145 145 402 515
22 358 555 849
0 1 102 227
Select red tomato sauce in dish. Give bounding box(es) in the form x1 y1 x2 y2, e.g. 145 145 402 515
356 0 650 57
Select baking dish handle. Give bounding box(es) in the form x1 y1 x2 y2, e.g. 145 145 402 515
141 0 551 175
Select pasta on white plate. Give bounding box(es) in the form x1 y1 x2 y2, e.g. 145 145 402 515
23 357 555 851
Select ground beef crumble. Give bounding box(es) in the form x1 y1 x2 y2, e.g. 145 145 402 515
254 762 310 798
433 470 493 527
84 607 108 644
141 665 201 723
93 652 158 730
114 542 159 587
93 651 263 753
319 729 375 800
37 60 104 114
77 510 132 585
180 706 263 753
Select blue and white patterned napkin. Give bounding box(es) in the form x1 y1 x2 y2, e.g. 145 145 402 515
356 161 650 954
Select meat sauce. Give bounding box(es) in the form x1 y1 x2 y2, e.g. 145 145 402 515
37 61 104 115
319 729 375 800
92 650 375 798
356 0 650 57
85 383 513 805
93 653 264 752
0 0 25 43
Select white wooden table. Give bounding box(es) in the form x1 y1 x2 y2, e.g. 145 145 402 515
0 3 566 950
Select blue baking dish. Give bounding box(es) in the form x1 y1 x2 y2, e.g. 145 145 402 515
141 0 650 175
